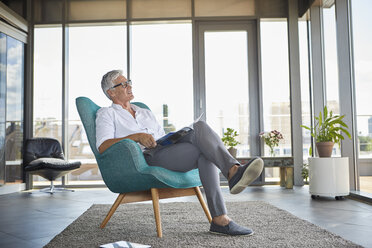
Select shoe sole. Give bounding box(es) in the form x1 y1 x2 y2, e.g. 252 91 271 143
230 158 264 194
209 230 254 236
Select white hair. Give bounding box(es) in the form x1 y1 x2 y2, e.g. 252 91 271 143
101 70 123 100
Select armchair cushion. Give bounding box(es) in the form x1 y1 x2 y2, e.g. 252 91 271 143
25 158 81 172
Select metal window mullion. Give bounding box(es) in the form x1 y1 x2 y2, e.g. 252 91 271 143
310 6 326 117
335 0 358 191
25 0 34 190
256 19 265 183
306 19 315 157
2 35 7 185
196 23 206 120
256 20 264 156
247 21 260 157
62 0 69 186
127 0 131 79
287 0 303 186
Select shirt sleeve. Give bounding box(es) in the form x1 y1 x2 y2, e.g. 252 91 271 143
96 108 115 150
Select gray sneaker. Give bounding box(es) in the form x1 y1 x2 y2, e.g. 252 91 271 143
229 157 264 194
209 221 254 236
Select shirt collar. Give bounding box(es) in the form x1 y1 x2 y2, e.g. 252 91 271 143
111 102 141 112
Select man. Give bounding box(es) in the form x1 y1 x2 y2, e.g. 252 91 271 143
96 70 264 236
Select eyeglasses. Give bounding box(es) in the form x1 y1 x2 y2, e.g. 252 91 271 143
110 80 132 90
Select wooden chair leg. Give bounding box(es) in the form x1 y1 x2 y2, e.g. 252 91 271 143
100 193 125 228
151 188 162 238
194 187 212 223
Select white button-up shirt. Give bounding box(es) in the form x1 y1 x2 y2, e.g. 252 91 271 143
95 103 165 151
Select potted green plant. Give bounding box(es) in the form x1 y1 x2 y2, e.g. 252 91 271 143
301 106 351 157
302 163 309 184
222 128 240 158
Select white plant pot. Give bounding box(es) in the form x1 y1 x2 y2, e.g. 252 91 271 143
309 157 350 199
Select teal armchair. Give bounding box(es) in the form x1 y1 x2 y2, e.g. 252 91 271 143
76 97 211 237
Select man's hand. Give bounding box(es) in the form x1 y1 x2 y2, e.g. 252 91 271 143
137 133 157 148
98 133 157 153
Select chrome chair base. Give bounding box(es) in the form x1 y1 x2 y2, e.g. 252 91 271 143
30 181 75 194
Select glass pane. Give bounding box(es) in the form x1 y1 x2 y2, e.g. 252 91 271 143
33 27 63 186
131 22 193 134
323 5 340 157
261 21 290 182
204 31 249 158
261 21 291 156
5 36 24 184
323 6 340 114
0 33 6 185
34 27 62 141
352 0 372 194
299 20 311 184
299 21 311 167
68 24 127 185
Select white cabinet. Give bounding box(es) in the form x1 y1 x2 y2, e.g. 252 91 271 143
309 157 350 200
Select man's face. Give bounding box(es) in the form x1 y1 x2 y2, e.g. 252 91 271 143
108 75 134 102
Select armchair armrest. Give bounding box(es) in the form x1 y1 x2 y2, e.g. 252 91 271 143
96 139 162 193
99 138 146 172
96 139 201 193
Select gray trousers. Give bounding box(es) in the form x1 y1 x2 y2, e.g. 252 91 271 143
144 120 239 217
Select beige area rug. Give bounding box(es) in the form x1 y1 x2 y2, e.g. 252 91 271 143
44 201 362 248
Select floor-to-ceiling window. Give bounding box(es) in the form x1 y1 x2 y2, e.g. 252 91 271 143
323 5 339 115
323 5 341 156
29 0 301 188
299 18 311 183
33 26 63 186
352 0 372 194
33 27 62 143
260 20 291 182
131 22 193 133
0 32 25 186
68 24 127 185
5 35 24 184
204 30 250 157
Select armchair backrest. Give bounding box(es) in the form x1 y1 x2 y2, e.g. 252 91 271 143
75 97 149 158
24 138 64 166
76 97 101 157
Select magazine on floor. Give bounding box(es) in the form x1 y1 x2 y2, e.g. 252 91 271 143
143 113 204 156
100 240 151 248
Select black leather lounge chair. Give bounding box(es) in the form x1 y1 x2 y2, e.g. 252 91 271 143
24 137 81 194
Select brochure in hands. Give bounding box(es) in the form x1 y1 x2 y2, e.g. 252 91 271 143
143 113 204 156
100 241 150 248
